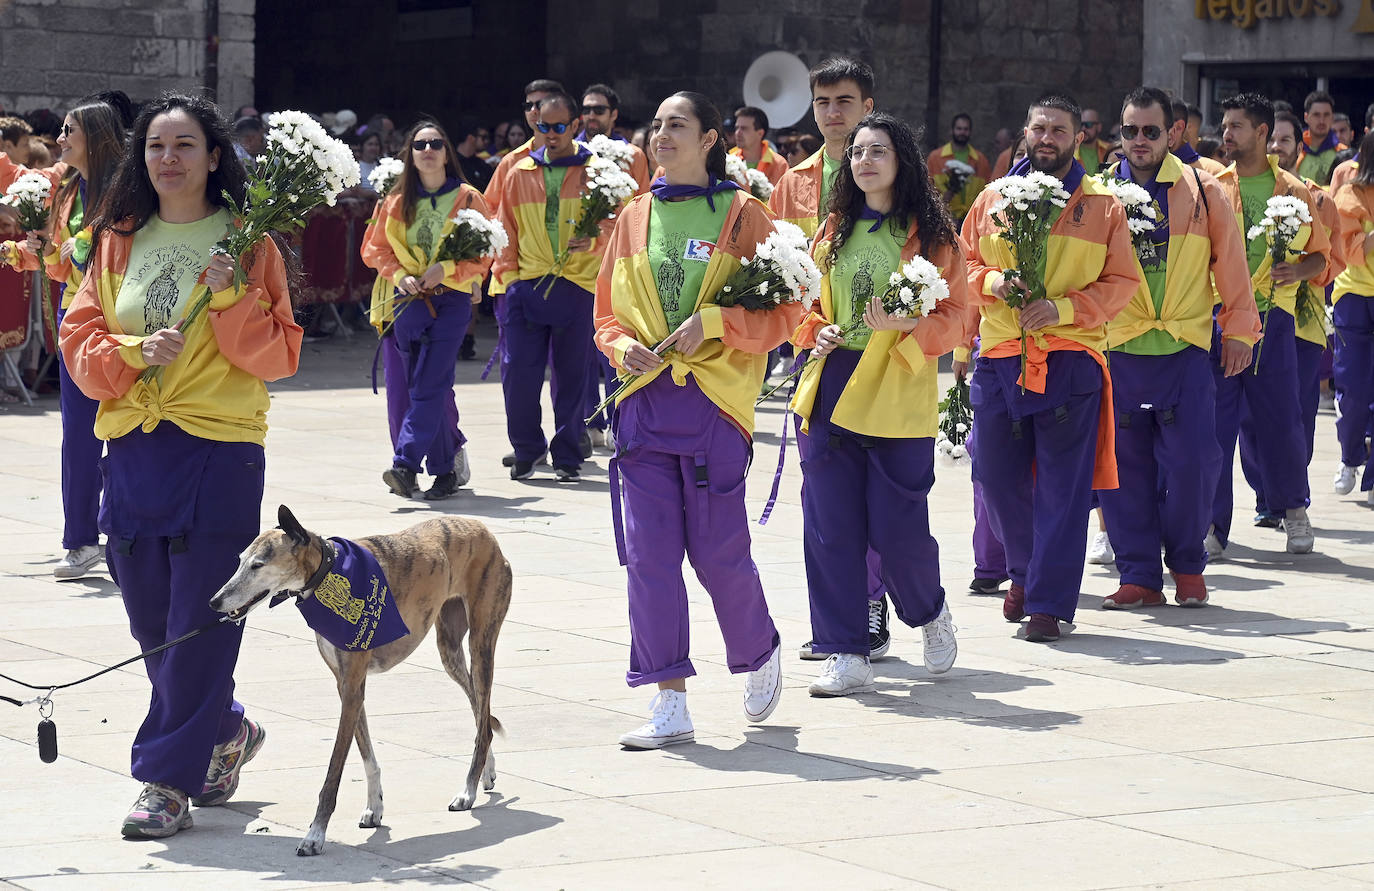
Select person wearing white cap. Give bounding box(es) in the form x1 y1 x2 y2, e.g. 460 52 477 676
332 109 358 137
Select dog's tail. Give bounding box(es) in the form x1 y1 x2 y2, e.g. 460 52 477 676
491 715 506 737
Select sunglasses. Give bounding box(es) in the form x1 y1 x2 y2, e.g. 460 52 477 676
522 100 540 112
582 105 610 116
61 123 75 137
1119 124 1164 141
411 138 444 152
536 121 573 134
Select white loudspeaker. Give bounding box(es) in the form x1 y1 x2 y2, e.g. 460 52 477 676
742 51 812 128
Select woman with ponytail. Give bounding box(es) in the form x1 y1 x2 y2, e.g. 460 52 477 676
790 113 969 696
1 94 129 579
593 91 804 748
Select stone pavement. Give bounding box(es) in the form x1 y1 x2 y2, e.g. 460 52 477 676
3 321 1374 890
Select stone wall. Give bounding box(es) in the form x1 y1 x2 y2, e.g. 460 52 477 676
0 0 254 118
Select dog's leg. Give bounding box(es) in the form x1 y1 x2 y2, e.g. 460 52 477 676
298 651 368 856
354 704 383 829
436 597 490 811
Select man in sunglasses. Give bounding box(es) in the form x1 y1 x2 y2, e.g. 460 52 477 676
1076 108 1110 175
1208 92 1331 558
491 92 604 483
484 78 565 222
1167 96 1226 177
1097 87 1259 612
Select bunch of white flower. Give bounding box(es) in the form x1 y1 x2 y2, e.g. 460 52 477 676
450 207 509 257
886 255 951 318
724 152 749 187
944 159 976 178
0 172 51 213
264 110 361 205
583 154 639 206
367 157 405 195
586 134 636 171
1246 195 1311 244
745 168 774 201
987 172 1071 218
1102 178 1157 234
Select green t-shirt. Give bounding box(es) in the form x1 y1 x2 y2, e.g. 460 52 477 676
542 165 570 254
406 188 461 263
1115 266 1188 356
820 151 842 221
830 220 904 352
115 208 230 335
648 196 731 332
1297 148 1339 186
951 145 970 163
1239 170 1276 279
1078 144 1100 175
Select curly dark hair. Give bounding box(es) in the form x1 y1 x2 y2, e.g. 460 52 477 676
824 112 956 269
92 92 246 240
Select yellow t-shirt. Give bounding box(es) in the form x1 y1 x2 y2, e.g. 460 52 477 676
115 209 231 335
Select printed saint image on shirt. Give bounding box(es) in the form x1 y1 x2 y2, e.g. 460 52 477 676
144 263 182 333
124 241 212 334
848 248 885 318
414 215 437 260
657 233 688 314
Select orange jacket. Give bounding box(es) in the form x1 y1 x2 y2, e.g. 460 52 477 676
767 148 825 238
493 150 611 292
926 143 992 181
1330 159 1359 194
1334 182 1374 301
991 146 1014 180
731 140 790 185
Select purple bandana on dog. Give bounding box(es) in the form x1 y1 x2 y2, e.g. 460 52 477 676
296 538 410 651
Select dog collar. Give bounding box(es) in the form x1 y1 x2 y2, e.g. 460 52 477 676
270 537 337 608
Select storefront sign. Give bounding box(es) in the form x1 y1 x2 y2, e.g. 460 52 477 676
1194 0 1341 29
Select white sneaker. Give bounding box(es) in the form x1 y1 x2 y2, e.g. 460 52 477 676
1204 525 1224 559
1368 489 1374 507
1088 531 1115 564
921 603 958 675
808 653 874 697
453 446 472 488
54 544 102 580
588 427 609 448
1333 464 1358 495
743 644 782 722
618 690 694 749
1284 507 1314 554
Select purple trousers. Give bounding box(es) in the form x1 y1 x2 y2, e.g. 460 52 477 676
613 374 778 686
1098 348 1219 590
1241 336 1323 512
1210 310 1309 546
100 423 260 794
965 428 1008 579
1333 295 1374 489
388 290 470 474
56 307 102 549
382 333 462 459
796 350 944 655
970 352 1103 622
499 278 592 469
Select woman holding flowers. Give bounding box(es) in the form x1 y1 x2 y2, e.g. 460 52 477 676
790 113 968 696
1 95 127 580
593 91 804 748
60 93 302 839
362 121 494 500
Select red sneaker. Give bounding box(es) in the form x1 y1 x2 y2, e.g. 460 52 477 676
1171 572 1209 607
1025 613 1061 642
1102 584 1167 610
1003 583 1026 622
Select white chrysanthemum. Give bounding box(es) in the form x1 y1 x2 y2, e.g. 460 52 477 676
368 157 405 193
944 159 976 177
584 155 638 204
451 207 509 257
745 167 774 201
0 172 51 207
587 134 636 171
724 152 749 187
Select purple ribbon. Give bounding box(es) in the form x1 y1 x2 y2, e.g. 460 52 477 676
859 205 887 233
480 324 503 381
757 352 805 526
530 144 592 167
649 176 740 212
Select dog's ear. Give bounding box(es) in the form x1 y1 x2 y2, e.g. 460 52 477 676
278 504 310 547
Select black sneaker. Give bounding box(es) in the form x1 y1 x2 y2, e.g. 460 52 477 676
502 451 549 468
869 595 891 659
423 472 460 500
1253 510 1283 529
579 430 593 459
510 461 535 481
554 465 580 483
968 576 1009 596
459 333 476 360
382 465 418 498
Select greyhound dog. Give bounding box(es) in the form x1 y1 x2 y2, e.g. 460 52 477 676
209 505 512 856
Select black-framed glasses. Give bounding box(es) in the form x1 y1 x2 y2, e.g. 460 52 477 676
536 121 572 134
582 104 610 116
411 138 444 152
1119 124 1164 141
522 100 540 112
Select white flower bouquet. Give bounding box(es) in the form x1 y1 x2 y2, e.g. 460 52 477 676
543 151 638 297
986 171 1071 391
944 158 976 195
936 380 972 460
760 252 950 402
745 168 774 202
725 152 749 187
0 173 56 346
140 109 360 383
1246 194 1312 370
1102 177 1161 266
586 134 636 172
588 221 815 421
367 156 404 195
382 208 508 334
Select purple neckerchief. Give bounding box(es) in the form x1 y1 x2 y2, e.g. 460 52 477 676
1007 156 1086 197
530 143 592 167
859 205 887 234
295 538 411 652
1115 158 1170 265
650 175 740 212
1173 143 1201 165
1303 130 1340 155
415 176 461 209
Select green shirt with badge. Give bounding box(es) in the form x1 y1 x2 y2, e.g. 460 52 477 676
648 196 732 333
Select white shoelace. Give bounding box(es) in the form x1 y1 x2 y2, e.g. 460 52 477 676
868 600 885 635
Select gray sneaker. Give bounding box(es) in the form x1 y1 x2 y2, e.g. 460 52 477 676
54 544 102 580
121 782 192 839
